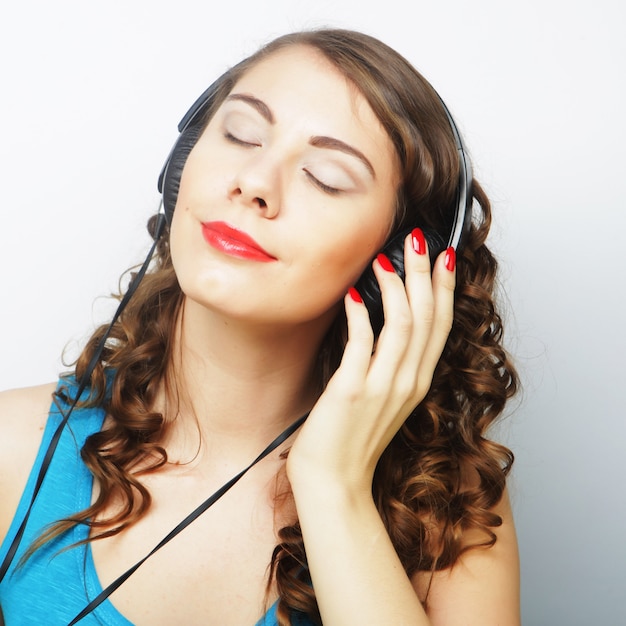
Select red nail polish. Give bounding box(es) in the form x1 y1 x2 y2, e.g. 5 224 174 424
377 253 395 272
445 247 456 272
411 228 426 255
348 287 363 303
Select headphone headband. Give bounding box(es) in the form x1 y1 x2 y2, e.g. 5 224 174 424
438 97 474 251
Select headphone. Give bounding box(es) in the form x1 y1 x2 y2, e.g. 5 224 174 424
158 71 474 337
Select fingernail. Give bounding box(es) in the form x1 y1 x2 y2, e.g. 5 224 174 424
411 228 426 255
445 247 456 272
348 287 363 303
377 253 395 273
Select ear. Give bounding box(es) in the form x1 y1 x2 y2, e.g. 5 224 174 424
161 124 204 224
354 226 445 338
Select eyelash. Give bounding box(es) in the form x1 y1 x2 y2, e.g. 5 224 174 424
224 132 342 196
224 132 259 147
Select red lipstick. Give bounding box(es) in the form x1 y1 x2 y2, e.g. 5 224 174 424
201 221 276 262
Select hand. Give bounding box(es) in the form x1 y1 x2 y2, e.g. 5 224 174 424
287 229 456 495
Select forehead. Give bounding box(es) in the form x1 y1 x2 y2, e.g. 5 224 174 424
231 45 366 116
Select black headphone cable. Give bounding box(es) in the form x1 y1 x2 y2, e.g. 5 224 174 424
67 411 308 624
0 212 166 583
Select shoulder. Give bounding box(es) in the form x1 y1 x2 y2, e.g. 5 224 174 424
412 488 521 625
0 382 57 543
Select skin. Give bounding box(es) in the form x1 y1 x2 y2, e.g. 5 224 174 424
0 45 520 625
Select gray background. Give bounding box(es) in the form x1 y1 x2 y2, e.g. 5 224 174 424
1 1 624 624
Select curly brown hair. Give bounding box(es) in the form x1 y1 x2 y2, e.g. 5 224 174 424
38 29 517 626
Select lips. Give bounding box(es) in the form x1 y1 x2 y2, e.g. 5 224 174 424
201 221 277 262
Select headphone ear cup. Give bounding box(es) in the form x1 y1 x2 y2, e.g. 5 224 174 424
354 227 446 338
162 124 204 224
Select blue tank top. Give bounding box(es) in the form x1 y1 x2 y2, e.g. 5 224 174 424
0 379 312 625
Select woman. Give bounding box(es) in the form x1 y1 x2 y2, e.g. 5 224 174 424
0 29 520 625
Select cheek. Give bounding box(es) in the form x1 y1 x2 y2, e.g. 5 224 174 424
175 133 233 209
294 218 391 303
168 212 195 293
323 202 395 273
169 198 198 260
168 201 216 297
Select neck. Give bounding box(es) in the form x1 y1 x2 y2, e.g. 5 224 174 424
160 297 334 464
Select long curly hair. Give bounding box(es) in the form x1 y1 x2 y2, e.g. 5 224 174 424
40 29 517 625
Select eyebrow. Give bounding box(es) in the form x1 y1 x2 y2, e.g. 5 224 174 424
226 93 376 179
226 93 274 124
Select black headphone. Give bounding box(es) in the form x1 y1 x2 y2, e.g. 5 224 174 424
157 71 473 336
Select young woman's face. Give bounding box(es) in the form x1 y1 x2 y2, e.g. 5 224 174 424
170 45 399 330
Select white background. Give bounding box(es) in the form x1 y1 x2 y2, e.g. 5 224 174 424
1 1 624 624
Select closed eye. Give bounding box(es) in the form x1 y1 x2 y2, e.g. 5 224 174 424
304 170 342 195
224 132 260 147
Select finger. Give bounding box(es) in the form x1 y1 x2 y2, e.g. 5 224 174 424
368 229 437 407
402 228 436 362
365 253 414 384
418 246 456 379
332 287 375 386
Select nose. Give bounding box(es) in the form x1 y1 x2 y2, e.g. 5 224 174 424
229 154 280 218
